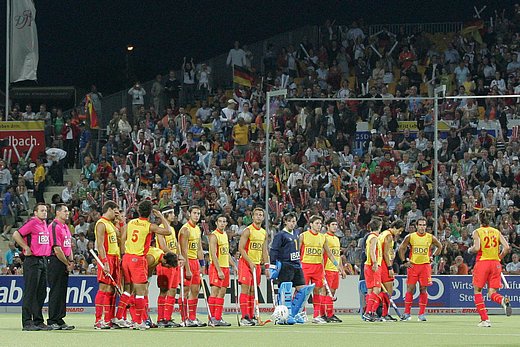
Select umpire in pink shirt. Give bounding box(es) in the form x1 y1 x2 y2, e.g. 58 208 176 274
47 203 75 330
13 203 51 331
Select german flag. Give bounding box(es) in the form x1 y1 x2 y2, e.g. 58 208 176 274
233 65 254 87
85 94 99 129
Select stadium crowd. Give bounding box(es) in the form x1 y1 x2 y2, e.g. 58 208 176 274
1 7 520 278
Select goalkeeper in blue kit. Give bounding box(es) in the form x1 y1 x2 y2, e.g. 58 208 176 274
269 213 315 324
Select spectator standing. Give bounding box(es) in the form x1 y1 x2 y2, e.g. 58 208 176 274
151 74 165 115
226 41 246 68
33 159 46 203
47 204 75 330
12 203 51 331
164 70 180 108
128 82 146 118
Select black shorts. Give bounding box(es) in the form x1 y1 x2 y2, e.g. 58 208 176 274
277 262 305 287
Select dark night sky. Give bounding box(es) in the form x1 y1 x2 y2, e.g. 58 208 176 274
0 0 512 95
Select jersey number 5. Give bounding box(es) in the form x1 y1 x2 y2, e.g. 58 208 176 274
131 230 139 242
483 236 497 248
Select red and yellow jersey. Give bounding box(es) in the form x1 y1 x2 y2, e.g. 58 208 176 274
147 246 164 269
324 232 340 272
125 217 152 256
95 217 120 257
159 223 178 253
365 233 382 266
210 229 229 268
475 227 501 261
301 230 326 264
185 221 201 260
244 224 266 264
378 229 395 263
409 232 433 265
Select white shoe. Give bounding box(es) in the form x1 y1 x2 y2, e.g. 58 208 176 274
478 320 491 328
502 297 512 317
112 318 133 328
312 316 327 324
132 322 149 330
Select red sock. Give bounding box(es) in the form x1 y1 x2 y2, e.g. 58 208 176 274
368 292 381 314
129 296 136 321
215 297 224 320
248 295 255 318
322 295 331 317
188 298 198 320
474 293 489 321
134 296 146 324
208 296 217 318
109 293 116 322
144 296 149 320
405 292 413 314
490 292 503 305
418 292 428 315
157 296 166 321
364 294 369 313
164 295 175 321
179 297 188 321
95 291 106 322
103 292 115 322
239 293 248 318
327 296 335 317
381 292 390 317
116 292 131 320
313 294 322 318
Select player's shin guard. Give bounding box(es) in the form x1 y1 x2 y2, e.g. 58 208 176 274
418 292 428 315
95 291 106 322
208 296 217 318
216 297 225 320
188 298 198 320
239 293 249 318
404 292 413 314
490 292 503 305
381 292 390 317
312 294 322 318
134 296 146 324
116 292 131 320
164 295 175 321
474 293 489 321
157 295 166 321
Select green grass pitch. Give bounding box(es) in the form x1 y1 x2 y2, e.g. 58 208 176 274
1 314 518 347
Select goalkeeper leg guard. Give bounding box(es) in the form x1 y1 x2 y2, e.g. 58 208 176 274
291 284 315 317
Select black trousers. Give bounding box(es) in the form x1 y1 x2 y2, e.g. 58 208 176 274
47 256 69 325
34 182 45 203
22 256 47 327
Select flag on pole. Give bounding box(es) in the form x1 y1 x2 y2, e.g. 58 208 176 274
233 65 254 87
10 0 39 83
84 94 99 129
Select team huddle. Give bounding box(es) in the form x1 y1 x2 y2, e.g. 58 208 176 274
91 200 512 330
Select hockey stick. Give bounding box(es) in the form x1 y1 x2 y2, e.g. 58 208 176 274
270 279 277 308
89 249 122 295
230 258 241 326
252 269 272 326
323 276 337 302
380 283 403 318
179 265 187 327
501 273 510 289
199 273 214 326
